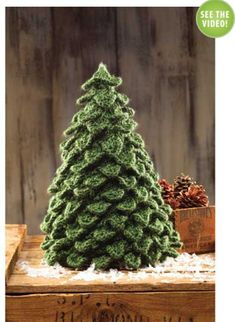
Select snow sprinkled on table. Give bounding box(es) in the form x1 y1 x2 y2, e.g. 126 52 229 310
16 252 215 283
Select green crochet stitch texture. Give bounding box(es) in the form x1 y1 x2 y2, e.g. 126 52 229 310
40 63 181 270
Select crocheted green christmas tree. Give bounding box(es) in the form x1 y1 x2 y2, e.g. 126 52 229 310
40 63 181 270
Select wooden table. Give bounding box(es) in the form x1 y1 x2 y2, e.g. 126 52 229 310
5 224 215 322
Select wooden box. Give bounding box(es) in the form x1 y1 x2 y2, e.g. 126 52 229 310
174 206 215 254
6 225 215 322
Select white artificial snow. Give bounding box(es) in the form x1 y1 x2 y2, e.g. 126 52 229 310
16 252 215 282
127 271 148 280
16 260 71 279
71 264 125 282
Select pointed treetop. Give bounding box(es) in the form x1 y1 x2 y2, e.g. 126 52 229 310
95 62 110 76
81 62 122 91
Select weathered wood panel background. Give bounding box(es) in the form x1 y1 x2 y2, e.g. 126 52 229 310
6 7 215 234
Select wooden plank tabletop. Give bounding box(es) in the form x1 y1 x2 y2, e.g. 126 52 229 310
6 230 215 294
5 224 27 281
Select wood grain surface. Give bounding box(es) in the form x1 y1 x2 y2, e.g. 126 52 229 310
6 225 215 321
6 234 215 294
6 8 215 234
5 224 27 281
6 291 215 322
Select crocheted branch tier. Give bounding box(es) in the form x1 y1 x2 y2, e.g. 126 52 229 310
40 63 181 270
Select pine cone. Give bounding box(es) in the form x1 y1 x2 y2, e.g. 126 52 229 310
174 173 196 197
178 185 209 208
159 179 174 200
166 197 181 210
159 179 180 210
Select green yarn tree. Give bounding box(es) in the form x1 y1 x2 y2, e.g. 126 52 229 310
40 63 181 270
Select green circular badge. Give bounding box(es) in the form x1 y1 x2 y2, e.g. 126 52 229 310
196 0 234 38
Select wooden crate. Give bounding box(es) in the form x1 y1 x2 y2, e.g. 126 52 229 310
174 206 215 254
6 225 215 322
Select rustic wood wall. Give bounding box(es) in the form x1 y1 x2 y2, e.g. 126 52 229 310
6 7 215 234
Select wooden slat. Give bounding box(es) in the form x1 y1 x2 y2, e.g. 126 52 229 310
190 8 215 201
6 273 215 294
5 225 27 281
6 8 55 234
116 7 215 202
6 291 215 322
51 7 118 166
7 235 215 294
